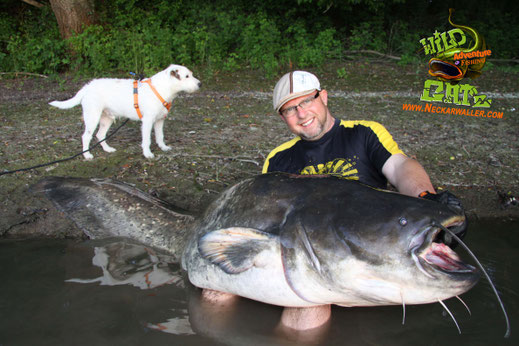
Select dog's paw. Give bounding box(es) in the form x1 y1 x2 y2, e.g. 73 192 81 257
102 145 117 153
83 152 94 160
159 145 172 152
144 151 155 159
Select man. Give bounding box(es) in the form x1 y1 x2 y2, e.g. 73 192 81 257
262 71 467 331
263 70 436 197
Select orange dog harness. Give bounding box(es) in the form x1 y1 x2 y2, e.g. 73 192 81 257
133 79 172 119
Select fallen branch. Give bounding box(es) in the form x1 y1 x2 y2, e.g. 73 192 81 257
21 0 44 8
343 51 519 64
166 153 260 166
0 72 48 78
488 58 519 64
343 50 401 61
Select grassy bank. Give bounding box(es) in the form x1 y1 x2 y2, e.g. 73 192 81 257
1 62 518 238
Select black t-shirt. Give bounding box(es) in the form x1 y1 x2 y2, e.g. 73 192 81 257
262 119 404 189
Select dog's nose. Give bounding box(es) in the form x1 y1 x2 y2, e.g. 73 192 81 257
198 82 202 88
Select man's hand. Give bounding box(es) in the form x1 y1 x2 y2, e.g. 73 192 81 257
420 190 467 247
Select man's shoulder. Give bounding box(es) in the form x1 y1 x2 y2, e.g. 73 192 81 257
338 119 386 132
338 119 403 156
267 136 301 156
337 120 396 141
262 137 302 173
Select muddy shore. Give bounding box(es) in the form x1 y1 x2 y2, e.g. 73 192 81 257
1 62 518 239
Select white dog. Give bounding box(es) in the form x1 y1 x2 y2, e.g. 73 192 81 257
49 64 201 159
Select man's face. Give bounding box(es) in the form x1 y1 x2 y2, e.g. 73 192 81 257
279 90 334 141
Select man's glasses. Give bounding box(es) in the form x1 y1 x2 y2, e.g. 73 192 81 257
280 91 320 118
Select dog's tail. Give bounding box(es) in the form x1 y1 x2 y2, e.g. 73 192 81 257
49 85 88 109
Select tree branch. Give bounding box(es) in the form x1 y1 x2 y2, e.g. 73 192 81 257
21 0 44 8
344 50 402 61
488 59 519 64
0 72 48 78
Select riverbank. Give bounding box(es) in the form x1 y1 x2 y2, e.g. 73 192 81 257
1 61 518 238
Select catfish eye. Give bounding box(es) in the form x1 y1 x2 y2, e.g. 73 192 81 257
399 217 408 226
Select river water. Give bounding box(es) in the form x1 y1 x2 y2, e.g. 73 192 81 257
1 219 517 345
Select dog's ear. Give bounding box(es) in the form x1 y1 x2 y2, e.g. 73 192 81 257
171 69 181 80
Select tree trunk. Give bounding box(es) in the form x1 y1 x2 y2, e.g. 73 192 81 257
49 0 95 40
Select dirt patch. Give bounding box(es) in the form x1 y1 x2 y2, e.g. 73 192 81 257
1 62 518 238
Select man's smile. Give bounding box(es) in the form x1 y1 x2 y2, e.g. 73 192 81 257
300 118 314 127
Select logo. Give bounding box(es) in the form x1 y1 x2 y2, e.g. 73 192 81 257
301 158 359 179
407 8 500 117
420 8 490 83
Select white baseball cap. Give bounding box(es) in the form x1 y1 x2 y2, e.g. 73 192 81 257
273 71 321 112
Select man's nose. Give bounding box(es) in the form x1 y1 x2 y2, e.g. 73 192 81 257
296 106 307 118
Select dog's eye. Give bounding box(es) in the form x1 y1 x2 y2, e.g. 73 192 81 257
186 75 189 78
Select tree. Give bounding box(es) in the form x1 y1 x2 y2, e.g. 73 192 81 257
48 0 95 39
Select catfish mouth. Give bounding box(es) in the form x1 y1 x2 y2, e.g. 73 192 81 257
410 216 476 278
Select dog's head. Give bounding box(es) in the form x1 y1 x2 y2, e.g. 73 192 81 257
164 64 201 94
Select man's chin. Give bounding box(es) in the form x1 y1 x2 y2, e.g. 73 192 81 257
300 131 323 141
299 124 325 140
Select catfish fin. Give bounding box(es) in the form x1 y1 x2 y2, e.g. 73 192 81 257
198 227 276 274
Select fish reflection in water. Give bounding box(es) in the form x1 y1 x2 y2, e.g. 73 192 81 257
65 240 312 344
1 229 515 345
66 241 194 336
66 241 182 290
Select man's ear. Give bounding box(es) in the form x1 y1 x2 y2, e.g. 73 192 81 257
278 112 288 124
320 90 328 106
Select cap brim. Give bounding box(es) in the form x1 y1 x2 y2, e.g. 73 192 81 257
275 89 318 113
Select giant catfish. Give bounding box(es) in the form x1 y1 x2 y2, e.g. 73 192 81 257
33 173 480 311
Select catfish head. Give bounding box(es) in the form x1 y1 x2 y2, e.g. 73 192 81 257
279 182 480 307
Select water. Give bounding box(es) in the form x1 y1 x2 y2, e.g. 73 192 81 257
1 219 517 346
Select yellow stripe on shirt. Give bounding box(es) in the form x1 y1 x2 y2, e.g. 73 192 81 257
339 120 405 156
262 136 301 173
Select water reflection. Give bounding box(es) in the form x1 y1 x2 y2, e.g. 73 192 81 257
65 240 327 345
66 241 183 290
0 219 517 345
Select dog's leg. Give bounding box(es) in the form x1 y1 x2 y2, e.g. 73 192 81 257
81 105 102 160
96 113 117 153
141 119 155 158
154 117 171 152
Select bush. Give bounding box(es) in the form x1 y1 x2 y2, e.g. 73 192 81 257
285 23 341 68
349 20 387 52
1 6 67 74
238 13 283 73
1 0 517 76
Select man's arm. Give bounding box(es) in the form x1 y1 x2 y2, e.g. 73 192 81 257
381 153 435 197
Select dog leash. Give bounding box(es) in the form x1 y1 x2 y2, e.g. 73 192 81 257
0 119 129 176
133 79 172 119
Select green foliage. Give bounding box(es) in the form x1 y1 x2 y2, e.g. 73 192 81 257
7 35 68 74
336 67 348 79
285 23 340 67
0 13 15 70
1 6 68 73
349 20 387 52
238 13 282 73
0 0 517 76
388 21 421 65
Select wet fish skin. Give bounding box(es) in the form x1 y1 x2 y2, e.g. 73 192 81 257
31 176 195 261
33 173 479 308
182 173 479 307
